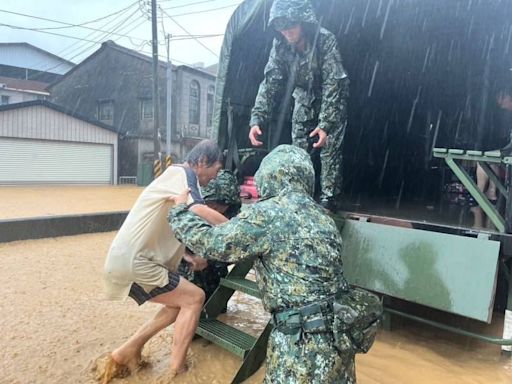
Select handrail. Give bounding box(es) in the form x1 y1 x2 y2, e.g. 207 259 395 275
385 308 512 346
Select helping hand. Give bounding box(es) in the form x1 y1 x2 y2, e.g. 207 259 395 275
249 125 263 147
309 127 327 148
183 252 208 271
168 188 190 205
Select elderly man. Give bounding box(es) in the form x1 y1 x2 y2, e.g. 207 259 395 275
100 140 227 383
170 145 356 383
179 169 241 301
249 0 349 212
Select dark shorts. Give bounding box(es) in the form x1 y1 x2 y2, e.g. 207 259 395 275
128 271 181 306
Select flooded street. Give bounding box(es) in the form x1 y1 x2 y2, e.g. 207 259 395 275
1 232 511 384
0 186 142 220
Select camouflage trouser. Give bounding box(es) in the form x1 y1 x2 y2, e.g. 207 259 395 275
264 328 356 384
177 260 228 301
292 120 345 201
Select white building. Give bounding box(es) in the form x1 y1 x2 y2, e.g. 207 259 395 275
0 100 118 185
0 76 50 105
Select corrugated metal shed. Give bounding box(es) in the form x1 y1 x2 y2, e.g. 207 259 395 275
0 100 118 184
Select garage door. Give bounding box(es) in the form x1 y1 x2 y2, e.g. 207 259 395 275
0 138 113 184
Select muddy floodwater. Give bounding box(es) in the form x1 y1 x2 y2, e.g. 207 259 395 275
0 186 142 220
1 232 511 384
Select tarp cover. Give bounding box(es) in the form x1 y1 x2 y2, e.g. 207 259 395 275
214 0 512 198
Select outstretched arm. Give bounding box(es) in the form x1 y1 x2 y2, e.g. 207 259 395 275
249 40 288 136
317 34 349 135
169 195 269 264
189 204 228 225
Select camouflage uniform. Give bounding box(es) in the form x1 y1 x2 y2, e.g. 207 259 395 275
170 145 355 383
177 170 241 301
250 0 349 204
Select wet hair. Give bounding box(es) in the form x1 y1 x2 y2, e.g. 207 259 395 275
185 139 223 167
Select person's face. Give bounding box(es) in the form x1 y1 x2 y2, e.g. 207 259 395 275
279 24 303 45
195 160 222 187
497 93 512 111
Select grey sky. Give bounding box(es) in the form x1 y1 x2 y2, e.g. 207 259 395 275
0 0 240 67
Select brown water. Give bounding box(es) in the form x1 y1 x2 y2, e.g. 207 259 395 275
0 186 142 220
1 232 511 384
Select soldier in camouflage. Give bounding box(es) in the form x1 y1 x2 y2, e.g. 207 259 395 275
169 145 356 383
178 170 241 301
249 0 349 212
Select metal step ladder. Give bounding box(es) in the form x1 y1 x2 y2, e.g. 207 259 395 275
196 260 272 383
433 147 512 233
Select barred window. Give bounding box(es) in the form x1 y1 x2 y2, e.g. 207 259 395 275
141 99 153 119
98 100 113 121
207 85 214 127
189 80 200 125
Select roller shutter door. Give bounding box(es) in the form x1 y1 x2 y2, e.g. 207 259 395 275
0 138 113 184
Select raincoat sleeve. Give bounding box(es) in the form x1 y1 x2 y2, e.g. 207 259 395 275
169 204 270 263
318 34 349 135
249 40 287 128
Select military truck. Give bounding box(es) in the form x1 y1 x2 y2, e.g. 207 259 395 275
198 1 512 382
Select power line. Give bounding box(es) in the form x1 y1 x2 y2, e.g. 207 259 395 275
0 3 145 42
62 8 144 63
25 7 145 78
19 4 141 76
56 4 143 59
160 7 219 57
0 23 104 44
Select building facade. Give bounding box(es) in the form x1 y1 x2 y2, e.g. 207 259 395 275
48 41 216 182
0 76 50 105
0 42 74 83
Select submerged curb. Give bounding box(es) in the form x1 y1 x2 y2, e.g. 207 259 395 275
0 211 128 243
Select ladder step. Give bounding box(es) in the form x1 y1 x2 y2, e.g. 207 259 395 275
220 277 260 298
483 150 502 158
197 319 256 359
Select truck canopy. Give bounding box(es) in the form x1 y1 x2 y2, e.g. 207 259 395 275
214 0 512 201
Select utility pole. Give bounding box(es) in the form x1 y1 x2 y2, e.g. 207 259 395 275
165 33 172 159
151 0 160 161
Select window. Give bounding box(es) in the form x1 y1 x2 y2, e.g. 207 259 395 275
189 80 200 125
207 86 214 127
141 99 153 119
1 95 9 105
98 100 113 121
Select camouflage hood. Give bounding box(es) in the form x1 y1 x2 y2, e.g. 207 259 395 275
268 0 318 29
201 170 241 206
254 145 315 199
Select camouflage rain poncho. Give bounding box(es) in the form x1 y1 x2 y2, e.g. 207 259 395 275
170 145 355 383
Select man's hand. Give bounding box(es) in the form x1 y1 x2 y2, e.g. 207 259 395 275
249 125 264 146
183 252 208 271
309 127 327 148
169 188 190 205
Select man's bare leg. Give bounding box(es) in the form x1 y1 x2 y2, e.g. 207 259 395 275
108 278 204 376
111 305 179 371
150 278 205 373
